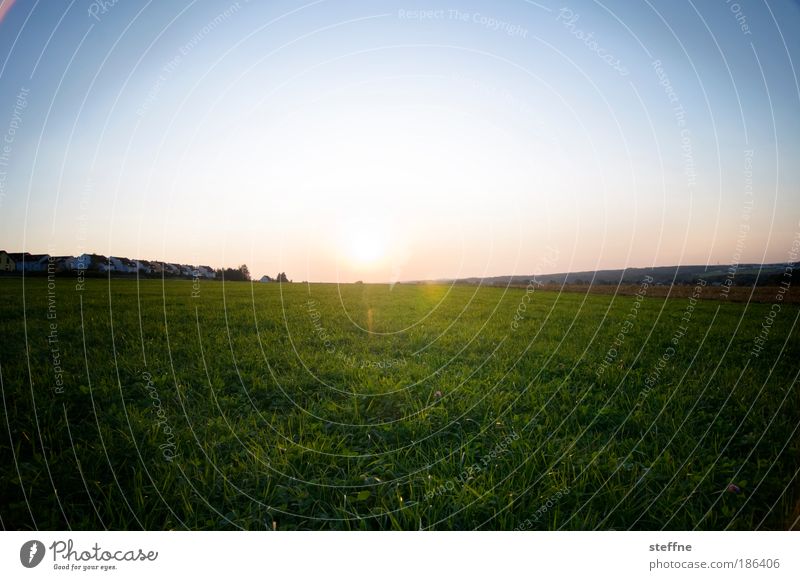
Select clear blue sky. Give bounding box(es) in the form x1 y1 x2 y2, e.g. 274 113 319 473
1 0 799 282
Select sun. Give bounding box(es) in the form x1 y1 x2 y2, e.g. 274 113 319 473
337 214 391 267
344 224 386 265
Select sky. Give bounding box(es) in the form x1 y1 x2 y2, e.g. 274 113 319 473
0 0 798 283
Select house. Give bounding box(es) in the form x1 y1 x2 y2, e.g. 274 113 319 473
1 251 227 280
259 275 274 283
7 253 28 270
121 258 138 273
70 253 111 272
109 256 137 273
50 256 75 273
29 254 51 271
8 252 50 272
0 250 15 272
95 256 113 272
135 260 153 274
68 254 93 271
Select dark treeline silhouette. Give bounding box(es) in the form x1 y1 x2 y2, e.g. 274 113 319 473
217 264 251 281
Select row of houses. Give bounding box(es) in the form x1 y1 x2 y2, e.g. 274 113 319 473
0 251 216 278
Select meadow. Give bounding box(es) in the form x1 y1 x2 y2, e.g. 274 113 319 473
0 277 798 530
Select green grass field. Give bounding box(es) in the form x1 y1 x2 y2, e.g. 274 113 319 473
1 277 798 530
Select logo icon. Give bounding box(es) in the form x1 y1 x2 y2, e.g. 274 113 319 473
20 540 46 568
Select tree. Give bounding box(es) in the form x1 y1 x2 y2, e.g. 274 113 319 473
276 272 288 283
217 264 251 282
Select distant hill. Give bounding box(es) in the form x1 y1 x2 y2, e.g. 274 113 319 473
412 263 794 287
